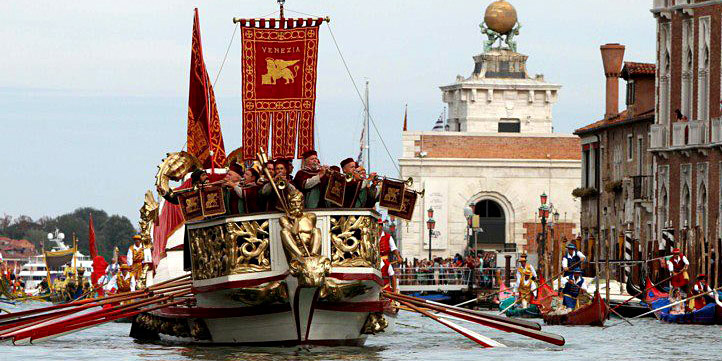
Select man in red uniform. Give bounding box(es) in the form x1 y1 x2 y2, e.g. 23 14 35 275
691 274 713 310
667 248 689 291
379 220 402 292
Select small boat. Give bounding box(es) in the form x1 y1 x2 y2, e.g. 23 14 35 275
496 283 540 318
498 296 540 318
541 291 609 326
642 277 722 325
653 300 717 324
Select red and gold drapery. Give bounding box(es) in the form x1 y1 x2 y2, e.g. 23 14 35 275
187 8 227 169
239 18 324 160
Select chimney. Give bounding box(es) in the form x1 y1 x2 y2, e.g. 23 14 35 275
600 43 625 119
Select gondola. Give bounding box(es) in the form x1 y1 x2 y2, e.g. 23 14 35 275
541 291 609 326
642 277 722 325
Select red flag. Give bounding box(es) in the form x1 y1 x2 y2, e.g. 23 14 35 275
187 8 227 169
89 213 98 259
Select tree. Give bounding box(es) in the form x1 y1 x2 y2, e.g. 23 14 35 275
0 208 136 260
97 215 136 259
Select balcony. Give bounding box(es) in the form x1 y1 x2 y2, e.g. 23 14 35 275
649 124 668 149
688 120 707 145
631 175 652 202
672 122 688 146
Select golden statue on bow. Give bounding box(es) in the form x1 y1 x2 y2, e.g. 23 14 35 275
279 191 330 288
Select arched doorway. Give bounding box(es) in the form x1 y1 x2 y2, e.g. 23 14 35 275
472 199 506 247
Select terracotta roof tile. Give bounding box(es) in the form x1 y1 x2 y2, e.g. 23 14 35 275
622 62 655 77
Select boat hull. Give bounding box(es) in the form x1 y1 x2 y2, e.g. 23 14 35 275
542 292 609 326
139 209 393 345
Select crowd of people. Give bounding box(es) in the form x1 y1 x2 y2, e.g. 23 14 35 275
393 251 499 288
157 150 381 215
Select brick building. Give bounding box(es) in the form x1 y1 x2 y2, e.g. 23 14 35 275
574 43 656 275
0 236 36 269
649 0 722 284
398 16 580 272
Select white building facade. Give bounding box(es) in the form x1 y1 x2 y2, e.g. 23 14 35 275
398 48 582 260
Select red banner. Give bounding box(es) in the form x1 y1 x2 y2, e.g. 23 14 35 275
240 19 323 160
187 8 227 169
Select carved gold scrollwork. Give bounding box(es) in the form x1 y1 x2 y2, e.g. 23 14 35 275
226 220 271 273
188 220 271 280
329 215 380 268
361 312 388 335
230 280 289 306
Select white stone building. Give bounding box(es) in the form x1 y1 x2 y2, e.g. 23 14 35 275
398 47 582 260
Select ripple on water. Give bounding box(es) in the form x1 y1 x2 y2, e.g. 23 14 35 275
1 304 721 361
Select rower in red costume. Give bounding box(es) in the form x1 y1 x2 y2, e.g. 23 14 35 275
691 274 713 310
379 220 402 291
667 248 690 290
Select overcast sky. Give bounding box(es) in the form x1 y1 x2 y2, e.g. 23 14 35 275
0 0 656 225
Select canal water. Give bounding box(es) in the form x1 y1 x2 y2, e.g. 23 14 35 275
1 302 720 361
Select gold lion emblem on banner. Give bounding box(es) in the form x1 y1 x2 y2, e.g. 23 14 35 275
262 58 300 85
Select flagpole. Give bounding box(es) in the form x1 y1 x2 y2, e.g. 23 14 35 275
365 80 370 172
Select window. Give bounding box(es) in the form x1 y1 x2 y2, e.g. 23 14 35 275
498 118 520 133
637 137 643 174
626 80 636 106
627 134 633 161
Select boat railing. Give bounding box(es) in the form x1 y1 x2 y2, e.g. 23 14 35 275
395 266 506 292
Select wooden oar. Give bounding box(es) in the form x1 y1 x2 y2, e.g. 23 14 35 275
0 278 191 328
397 299 504 348
609 275 674 313
608 307 633 325
386 291 541 330
27 294 193 344
385 292 565 346
0 274 190 323
9 288 192 342
453 297 479 308
0 286 189 339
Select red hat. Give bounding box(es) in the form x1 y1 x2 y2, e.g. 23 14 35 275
301 150 317 159
697 274 707 279
340 158 355 168
672 248 680 253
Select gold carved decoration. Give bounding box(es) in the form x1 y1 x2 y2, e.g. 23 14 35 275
279 191 331 290
136 190 159 289
329 215 380 268
230 280 289 306
361 312 388 335
226 220 271 273
188 220 271 280
155 151 203 196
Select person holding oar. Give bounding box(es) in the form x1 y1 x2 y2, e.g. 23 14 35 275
513 253 537 309
562 268 589 310
666 248 689 293
561 243 586 277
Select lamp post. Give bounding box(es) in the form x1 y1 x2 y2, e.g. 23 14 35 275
538 193 550 277
464 204 474 252
551 210 560 280
426 207 435 261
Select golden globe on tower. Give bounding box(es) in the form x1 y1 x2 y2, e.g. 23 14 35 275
483 0 517 34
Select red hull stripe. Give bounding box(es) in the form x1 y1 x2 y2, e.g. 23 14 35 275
328 272 382 286
152 303 291 319
314 301 384 313
192 273 288 294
